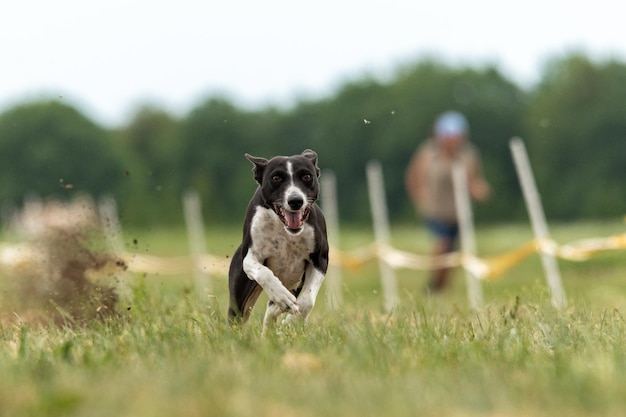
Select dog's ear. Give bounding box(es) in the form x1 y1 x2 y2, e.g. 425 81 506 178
245 153 268 184
301 149 320 177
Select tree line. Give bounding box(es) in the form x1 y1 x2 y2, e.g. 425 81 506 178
0 53 624 228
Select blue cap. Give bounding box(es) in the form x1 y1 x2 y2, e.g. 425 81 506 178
434 111 468 137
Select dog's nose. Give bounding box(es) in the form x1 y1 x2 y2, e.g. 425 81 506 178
287 195 304 210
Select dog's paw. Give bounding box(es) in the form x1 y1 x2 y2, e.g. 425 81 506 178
281 313 304 325
265 285 299 314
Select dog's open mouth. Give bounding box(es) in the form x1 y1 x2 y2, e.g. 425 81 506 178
274 205 311 232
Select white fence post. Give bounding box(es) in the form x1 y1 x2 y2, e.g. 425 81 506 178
452 162 484 309
510 137 567 308
366 160 399 313
183 190 211 298
320 170 343 309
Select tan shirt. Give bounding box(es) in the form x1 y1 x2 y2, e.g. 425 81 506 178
405 139 484 222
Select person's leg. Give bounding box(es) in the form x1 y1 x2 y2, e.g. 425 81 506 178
427 236 455 292
424 219 458 292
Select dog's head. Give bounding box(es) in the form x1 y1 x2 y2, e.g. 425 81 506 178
245 149 320 234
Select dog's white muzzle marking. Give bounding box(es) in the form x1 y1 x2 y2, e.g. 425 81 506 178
278 161 309 233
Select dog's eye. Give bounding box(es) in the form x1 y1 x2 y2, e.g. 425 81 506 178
302 174 312 182
272 175 282 183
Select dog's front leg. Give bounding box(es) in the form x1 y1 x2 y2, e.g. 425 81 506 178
284 264 325 325
243 251 299 313
262 300 285 334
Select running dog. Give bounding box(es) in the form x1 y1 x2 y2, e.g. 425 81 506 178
228 150 329 331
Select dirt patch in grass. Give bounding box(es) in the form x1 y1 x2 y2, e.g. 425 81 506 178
1 196 127 325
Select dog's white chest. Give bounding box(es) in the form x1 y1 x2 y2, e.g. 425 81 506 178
249 207 315 289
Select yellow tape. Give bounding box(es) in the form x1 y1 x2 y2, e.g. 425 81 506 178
327 232 626 281
3 224 623 281
64 232 626 279
329 245 377 271
376 244 461 271
476 240 539 280
553 233 626 261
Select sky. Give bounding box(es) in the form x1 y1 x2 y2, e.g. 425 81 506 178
1 0 624 127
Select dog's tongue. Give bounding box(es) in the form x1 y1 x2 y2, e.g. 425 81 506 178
284 211 303 230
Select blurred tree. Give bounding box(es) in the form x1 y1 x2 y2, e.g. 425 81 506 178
0 100 124 205
286 82 383 223
282 61 527 224
526 54 626 219
3 53 622 227
116 105 183 224
179 98 283 222
375 61 527 223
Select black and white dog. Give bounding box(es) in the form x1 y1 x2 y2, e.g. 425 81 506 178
228 150 329 331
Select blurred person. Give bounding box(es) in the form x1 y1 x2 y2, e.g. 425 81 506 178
405 111 490 292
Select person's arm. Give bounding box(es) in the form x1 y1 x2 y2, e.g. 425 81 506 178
405 147 428 209
466 151 490 202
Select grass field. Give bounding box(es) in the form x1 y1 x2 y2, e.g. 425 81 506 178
1 221 626 416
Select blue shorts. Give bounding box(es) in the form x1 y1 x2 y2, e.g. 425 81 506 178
424 218 459 241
